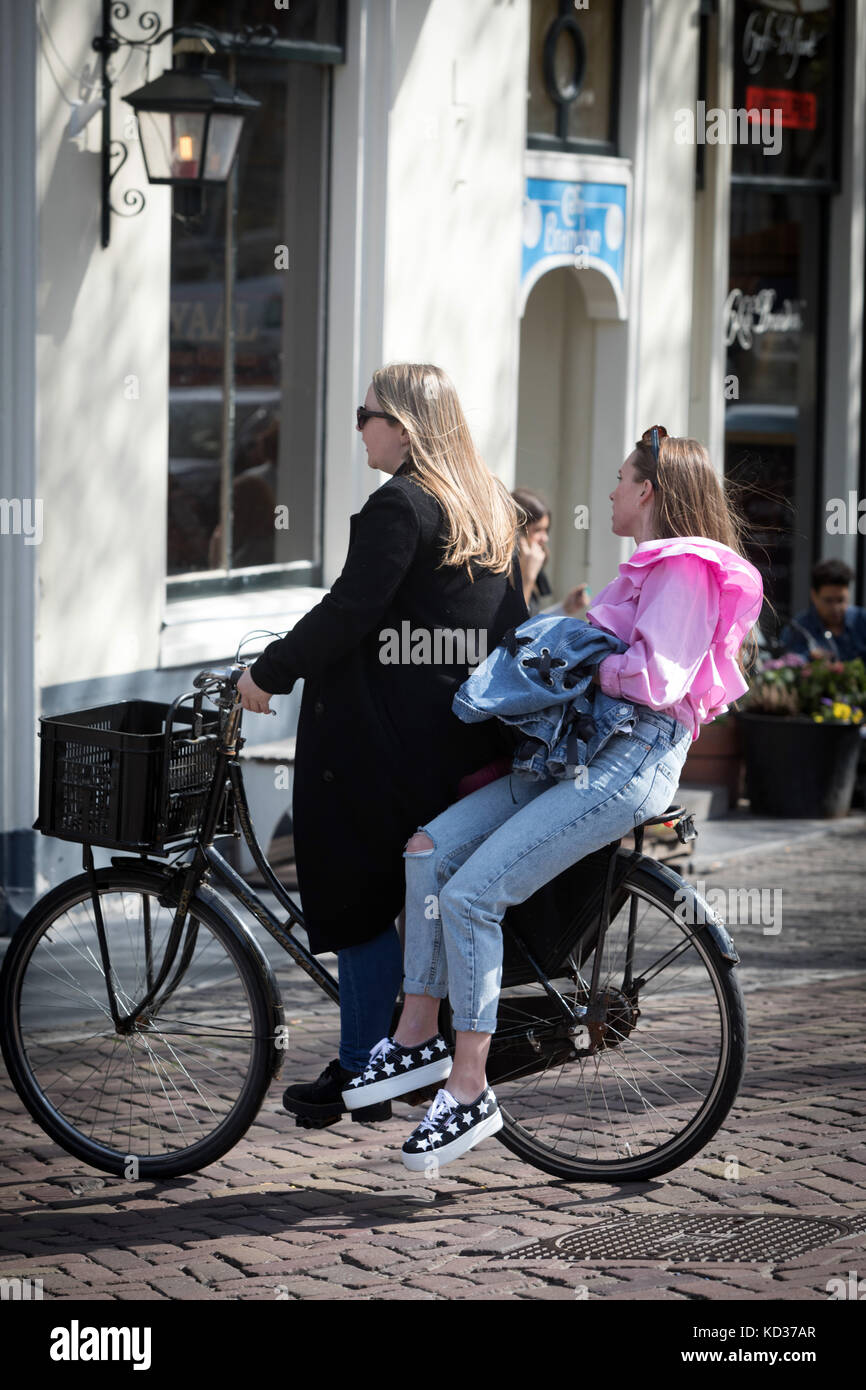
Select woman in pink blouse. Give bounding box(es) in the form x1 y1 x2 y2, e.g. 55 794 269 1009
341 427 764 1168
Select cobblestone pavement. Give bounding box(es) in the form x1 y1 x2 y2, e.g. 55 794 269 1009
1 826 864 1302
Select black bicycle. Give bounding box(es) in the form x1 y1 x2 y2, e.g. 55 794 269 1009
0 663 746 1183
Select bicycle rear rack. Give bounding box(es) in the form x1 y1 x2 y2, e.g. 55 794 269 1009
501 804 698 1025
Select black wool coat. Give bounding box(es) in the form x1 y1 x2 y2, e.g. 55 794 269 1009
249 461 528 953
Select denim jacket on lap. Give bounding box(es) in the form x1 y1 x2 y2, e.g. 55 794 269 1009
452 615 638 781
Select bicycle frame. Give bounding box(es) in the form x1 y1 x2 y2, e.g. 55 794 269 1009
80 680 339 1033
81 673 735 1046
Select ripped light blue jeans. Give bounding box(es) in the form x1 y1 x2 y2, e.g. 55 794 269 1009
402 708 692 1033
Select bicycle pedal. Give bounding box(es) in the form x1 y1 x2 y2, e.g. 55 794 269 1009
293 1112 342 1130
351 1101 392 1123
402 1085 439 1107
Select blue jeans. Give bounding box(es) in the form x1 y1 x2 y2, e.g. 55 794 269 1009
402 708 691 1033
338 925 404 1073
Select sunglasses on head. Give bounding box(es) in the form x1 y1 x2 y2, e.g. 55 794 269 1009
356 405 397 429
641 424 669 485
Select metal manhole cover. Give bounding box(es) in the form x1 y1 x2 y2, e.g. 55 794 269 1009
501 1212 860 1264
836 1209 866 1235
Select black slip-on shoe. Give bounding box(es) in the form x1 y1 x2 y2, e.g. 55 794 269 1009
402 1086 502 1170
282 1058 392 1129
342 1035 453 1110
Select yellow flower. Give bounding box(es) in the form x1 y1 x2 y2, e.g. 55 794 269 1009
813 714 824 723
854 709 864 724
832 702 850 720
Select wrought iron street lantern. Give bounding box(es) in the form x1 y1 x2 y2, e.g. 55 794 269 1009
123 66 260 186
91 3 272 247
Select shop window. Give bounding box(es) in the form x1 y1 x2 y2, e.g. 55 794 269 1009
167 0 343 592
527 0 621 154
732 0 841 187
725 191 825 632
176 0 345 56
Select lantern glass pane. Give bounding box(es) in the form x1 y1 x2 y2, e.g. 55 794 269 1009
203 113 244 181
169 112 206 179
137 110 176 182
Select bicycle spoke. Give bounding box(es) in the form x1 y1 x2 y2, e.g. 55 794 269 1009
10 882 267 1168
494 875 740 1175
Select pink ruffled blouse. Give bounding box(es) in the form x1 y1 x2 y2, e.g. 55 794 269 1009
586 536 764 740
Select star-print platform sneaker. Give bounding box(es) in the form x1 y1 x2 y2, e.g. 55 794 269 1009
342 1035 452 1110
401 1086 503 1170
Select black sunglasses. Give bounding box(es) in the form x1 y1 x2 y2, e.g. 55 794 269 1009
356 406 397 429
641 424 669 486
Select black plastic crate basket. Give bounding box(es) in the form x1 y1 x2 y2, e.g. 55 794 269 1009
34 699 236 853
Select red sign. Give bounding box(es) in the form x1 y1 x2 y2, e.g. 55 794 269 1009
745 85 817 130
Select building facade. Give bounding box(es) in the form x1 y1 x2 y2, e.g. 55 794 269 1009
1 0 863 928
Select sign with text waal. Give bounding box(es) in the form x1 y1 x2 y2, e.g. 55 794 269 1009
521 178 627 312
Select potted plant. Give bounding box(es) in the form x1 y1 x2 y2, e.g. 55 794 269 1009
736 654 866 817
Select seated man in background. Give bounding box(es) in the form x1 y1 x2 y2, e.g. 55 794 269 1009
779 558 866 662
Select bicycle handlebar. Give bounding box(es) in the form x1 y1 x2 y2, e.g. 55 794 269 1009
192 664 247 693
193 665 270 713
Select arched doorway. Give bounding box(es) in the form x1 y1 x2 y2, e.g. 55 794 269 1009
516 261 626 604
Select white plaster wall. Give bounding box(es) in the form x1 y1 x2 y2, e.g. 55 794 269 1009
514 0 686 599
630 0 700 440
0 0 39 881
688 0 734 474
516 267 594 602
382 0 530 481
35 0 172 687
323 0 395 583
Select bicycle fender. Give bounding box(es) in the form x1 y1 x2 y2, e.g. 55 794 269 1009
194 879 285 1015
627 855 740 964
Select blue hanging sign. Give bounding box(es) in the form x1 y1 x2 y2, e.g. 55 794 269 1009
521 177 627 317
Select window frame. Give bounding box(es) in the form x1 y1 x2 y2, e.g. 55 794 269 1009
166 14 343 603
526 0 622 157
727 0 844 196
722 0 845 627
724 187 831 630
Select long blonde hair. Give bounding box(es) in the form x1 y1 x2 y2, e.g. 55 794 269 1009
632 431 762 675
372 363 520 575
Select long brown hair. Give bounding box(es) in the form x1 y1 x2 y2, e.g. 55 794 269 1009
512 487 550 533
632 431 761 675
372 363 520 576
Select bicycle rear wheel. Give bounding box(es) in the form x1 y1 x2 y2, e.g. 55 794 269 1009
0 868 280 1179
491 864 747 1181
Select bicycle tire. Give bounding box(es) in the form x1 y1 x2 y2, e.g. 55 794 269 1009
492 863 747 1182
0 867 280 1179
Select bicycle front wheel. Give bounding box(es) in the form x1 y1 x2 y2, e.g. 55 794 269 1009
491 864 747 1182
0 868 280 1179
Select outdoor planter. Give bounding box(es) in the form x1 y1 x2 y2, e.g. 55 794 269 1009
736 712 862 818
680 715 743 808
